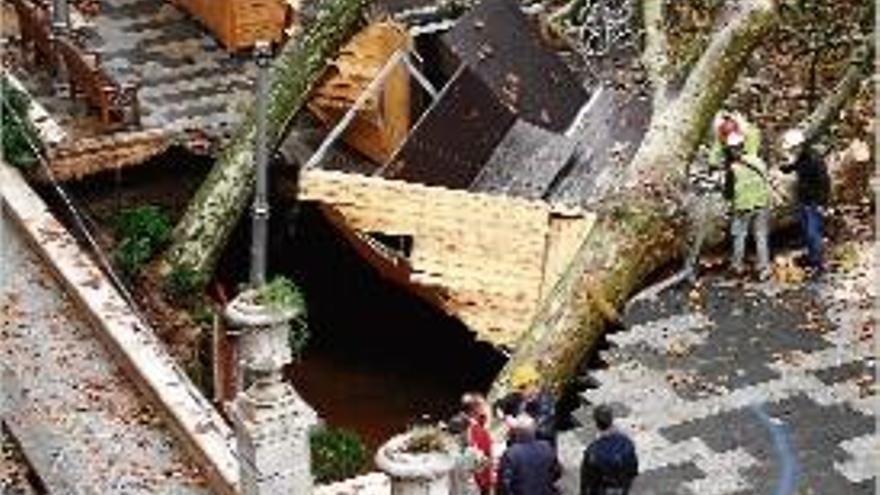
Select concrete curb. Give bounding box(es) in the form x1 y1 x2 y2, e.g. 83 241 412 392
0 163 240 494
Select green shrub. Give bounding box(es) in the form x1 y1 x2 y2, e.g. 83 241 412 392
1 79 41 169
115 236 154 279
310 427 367 484
401 425 448 454
190 301 218 328
114 205 171 247
256 276 309 357
113 205 171 279
256 275 306 312
164 263 205 301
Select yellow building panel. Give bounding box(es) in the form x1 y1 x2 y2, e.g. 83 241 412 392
298 168 590 347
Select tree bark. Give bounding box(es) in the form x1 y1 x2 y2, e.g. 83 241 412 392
489 0 779 401
160 0 368 280
799 42 874 142
642 0 671 109
489 0 873 401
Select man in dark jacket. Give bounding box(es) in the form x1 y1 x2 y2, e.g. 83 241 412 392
498 415 560 495
781 129 831 276
580 405 638 495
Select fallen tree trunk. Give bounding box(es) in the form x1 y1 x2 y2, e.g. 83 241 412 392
160 0 368 280
488 0 871 400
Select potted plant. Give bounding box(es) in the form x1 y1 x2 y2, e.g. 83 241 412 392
375 424 457 495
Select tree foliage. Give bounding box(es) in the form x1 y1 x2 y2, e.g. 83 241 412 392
310 427 368 483
114 205 172 279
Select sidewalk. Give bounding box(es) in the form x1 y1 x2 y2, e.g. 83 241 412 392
559 247 876 494
1 210 209 494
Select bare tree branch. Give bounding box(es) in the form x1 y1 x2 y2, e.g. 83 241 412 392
642 0 671 108
798 42 874 142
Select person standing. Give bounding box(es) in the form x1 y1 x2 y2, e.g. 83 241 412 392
448 413 487 495
497 414 560 495
723 131 772 280
495 364 557 447
580 405 638 495
780 129 831 277
462 393 495 495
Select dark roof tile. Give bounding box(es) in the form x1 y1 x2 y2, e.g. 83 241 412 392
470 120 577 200
387 66 517 189
440 0 588 132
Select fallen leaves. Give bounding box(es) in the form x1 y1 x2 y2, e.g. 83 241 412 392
855 374 875 398
771 254 806 285
666 338 694 358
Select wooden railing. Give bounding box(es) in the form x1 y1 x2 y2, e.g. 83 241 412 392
9 0 140 129
8 0 56 68
56 37 140 129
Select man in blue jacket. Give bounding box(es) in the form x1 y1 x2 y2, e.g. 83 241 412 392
498 414 560 495
580 405 639 495
780 129 831 278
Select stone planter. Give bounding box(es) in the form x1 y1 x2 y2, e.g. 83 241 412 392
224 288 300 384
375 431 457 495
225 288 318 495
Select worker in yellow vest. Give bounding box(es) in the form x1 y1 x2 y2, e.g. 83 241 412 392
709 111 762 167
721 131 772 280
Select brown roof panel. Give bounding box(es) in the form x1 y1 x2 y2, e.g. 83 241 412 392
440 0 589 132
387 66 517 189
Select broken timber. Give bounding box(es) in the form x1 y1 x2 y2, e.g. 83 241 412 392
296 168 595 348
308 22 413 165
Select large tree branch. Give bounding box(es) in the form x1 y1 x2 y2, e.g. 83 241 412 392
160 0 368 279
642 0 671 108
489 26 871 401
626 0 777 189
489 0 778 401
798 42 874 142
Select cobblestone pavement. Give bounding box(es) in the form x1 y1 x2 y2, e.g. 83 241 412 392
559 249 877 494
0 213 209 494
11 0 256 140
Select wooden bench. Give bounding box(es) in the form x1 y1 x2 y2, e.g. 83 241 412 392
9 0 56 68
56 37 140 129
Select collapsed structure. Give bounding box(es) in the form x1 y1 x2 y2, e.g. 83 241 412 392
294 0 643 348
7 0 645 350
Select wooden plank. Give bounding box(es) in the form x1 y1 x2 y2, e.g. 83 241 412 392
307 22 411 164
539 211 596 301
297 168 573 347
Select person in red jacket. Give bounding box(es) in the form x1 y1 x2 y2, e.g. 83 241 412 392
462 393 495 495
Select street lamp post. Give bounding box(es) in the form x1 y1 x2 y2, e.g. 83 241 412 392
226 41 318 495
250 40 273 287
51 0 71 90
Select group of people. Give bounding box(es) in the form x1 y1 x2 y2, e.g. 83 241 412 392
685 111 831 282
447 364 639 495
443 115 829 494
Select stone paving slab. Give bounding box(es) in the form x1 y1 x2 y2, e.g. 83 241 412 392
0 208 210 495
560 251 877 494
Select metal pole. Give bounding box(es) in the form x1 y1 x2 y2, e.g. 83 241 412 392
250 41 272 287
51 0 70 31
303 50 405 170
51 0 71 89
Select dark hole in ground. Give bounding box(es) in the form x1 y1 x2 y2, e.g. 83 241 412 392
37 145 506 455
215 192 506 453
